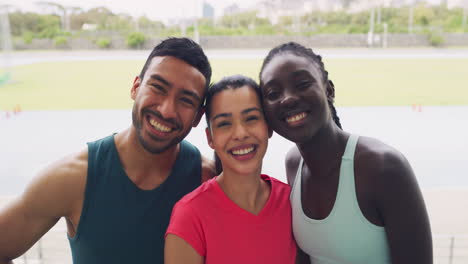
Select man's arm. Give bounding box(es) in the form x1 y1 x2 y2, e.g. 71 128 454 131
0 150 87 264
201 155 216 182
376 150 432 264
165 234 204 264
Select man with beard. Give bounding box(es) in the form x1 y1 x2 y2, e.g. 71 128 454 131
0 37 215 264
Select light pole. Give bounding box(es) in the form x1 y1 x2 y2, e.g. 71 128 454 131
463 2 467 29
0 4 12 85
408 1 414 34
193 0 200 44
36 2 76 32
368 7 375 47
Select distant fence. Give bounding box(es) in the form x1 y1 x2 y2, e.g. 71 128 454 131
13 33 468 50
434 234 468 264
14 231 468 264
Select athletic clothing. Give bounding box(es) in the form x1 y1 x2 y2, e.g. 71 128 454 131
166 174 296 264
68 135 202 264
291 134 391 264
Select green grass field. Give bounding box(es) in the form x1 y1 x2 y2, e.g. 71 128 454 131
1 58 467 110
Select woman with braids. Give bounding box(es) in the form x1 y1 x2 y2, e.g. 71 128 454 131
259 42 432 264
164 75 296 264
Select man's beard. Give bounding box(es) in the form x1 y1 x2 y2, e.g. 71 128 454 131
132 104 188 154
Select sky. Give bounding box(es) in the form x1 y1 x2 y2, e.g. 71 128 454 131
5 0 264 22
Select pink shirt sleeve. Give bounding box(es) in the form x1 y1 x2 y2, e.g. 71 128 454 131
165 201 206 257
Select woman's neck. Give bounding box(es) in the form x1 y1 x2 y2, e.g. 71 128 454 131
297 122 349 172
216 169 270 215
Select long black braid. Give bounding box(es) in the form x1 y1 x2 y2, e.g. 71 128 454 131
259 42 342 129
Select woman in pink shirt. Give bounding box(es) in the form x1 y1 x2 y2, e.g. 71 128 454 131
165 75 296 264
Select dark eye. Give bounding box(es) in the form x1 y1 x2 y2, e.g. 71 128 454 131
296 81 311 90
180 97 195 107
151 84 166 94
216 121 230 128
266 90 280 101
246 115 259 122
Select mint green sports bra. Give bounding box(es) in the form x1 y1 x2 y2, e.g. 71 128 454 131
291 134 391 264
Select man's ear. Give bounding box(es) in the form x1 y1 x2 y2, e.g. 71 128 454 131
131 76 141 100
205 127 214 150
326 80 336 103
192 106 205 127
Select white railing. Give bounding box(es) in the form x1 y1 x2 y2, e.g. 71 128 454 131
15 233 468 264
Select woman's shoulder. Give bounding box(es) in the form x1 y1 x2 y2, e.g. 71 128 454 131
261 174 291 195
355 135 416 194
176 177 218 208
356 135 409 172
285 146 301 185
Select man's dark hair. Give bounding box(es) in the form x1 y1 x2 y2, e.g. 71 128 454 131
139 37 212 92
204 75 262 175
259 42 342 129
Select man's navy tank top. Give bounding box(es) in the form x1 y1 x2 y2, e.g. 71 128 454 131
68 135 202 264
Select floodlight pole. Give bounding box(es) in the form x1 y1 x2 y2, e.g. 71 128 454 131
383 22 388 48
408 3 414 34
193 0 200 44
36 2 75 32
194 19 200 44
377 5 381 25
463 5 467 28
368 7 375 47
0 5 12 82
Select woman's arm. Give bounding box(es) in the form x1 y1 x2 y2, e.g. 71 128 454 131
165 234 203 264
295 246 311 264
376 150 432 264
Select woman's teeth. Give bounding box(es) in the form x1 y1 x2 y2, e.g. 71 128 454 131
286 112 307 123
231 146 254 155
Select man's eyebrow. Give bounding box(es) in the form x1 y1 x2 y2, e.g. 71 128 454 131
149 74 172 87
212 113 232 122
182 90 202 102
242 107 262 115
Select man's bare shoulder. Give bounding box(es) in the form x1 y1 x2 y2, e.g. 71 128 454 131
0 149 89 262
38 148 88 188
22 148 89 218
201 155 216 182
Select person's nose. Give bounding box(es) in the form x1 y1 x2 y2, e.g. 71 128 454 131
280 90 299 108
157 97 177 121
232 122 249 141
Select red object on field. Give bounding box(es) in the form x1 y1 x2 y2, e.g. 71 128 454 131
412 104 422 112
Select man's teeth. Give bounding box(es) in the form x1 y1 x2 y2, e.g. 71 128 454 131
149 119 171 132
232 146 254 155
286 112 307 123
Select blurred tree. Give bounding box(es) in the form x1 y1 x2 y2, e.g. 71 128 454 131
137 16 165 35
220 11 270 29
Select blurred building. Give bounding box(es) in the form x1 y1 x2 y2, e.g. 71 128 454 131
223 3 242 16
203 1 214 19
253 0 467 24
255 0 343 24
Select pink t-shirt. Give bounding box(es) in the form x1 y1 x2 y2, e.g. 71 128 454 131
165 174 296 264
